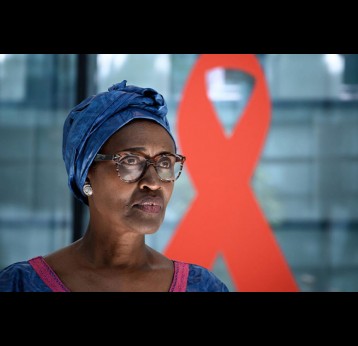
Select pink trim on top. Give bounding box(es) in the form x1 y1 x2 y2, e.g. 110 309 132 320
28 256 188 292
29 256 70 292
169 261 189 292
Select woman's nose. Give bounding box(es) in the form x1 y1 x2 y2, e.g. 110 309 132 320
138 164 162 190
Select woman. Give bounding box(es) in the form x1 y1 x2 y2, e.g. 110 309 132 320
0 80 229 292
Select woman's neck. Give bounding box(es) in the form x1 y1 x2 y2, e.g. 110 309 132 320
76 225 150 270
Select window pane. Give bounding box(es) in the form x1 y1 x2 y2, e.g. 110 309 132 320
0 54 76 268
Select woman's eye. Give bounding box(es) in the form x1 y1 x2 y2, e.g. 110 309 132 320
158 158 172 168
122 156 141 165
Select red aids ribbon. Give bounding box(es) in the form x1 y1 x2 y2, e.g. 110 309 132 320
164 54 299 292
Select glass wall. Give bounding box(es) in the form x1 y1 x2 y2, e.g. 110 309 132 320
263 54 358 292
0 54 76 267
1 54 357 292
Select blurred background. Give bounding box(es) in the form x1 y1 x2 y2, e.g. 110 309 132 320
0 54 357 292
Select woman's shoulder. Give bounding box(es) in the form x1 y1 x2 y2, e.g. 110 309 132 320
0 259 33 292
177 261 230 292
0 259 32 275
0 256 51 292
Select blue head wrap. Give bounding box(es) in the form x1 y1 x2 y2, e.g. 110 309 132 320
62 80 175 205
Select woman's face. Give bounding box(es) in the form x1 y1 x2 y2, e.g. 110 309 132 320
87 119 176 235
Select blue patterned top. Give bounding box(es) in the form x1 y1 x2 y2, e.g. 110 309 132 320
0 256 229 292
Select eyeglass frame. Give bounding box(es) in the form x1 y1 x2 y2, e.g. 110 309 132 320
93 151 186 183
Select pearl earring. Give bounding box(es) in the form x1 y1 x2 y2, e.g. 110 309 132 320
83 183 93 196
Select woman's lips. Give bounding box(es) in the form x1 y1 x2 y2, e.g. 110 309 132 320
132 196 163 214
134 204 161 213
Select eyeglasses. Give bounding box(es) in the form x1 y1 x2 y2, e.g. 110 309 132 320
94 151 186 183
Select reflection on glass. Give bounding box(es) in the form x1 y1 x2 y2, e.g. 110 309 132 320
0 54 26 102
